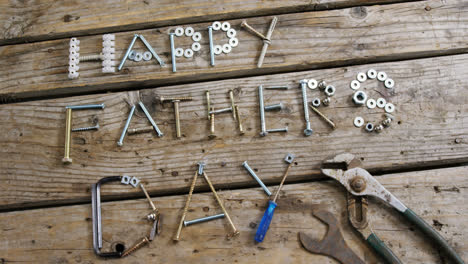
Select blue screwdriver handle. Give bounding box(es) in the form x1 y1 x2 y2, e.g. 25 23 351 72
255 200 277 242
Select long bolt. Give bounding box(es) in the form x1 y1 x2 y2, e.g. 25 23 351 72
173 100 181 138
121 237 150 257
209 107 216 139
62 108 73 164
309 104 336 129
267 127 288 133
300 80 313 136
138 102 164 137
209 107 232 115
72 124 99 132
229 89 237 120
265 86 288 90
208 26 215 66
174 170 199 241
257 16 278 68
184 214 225 227
118 34 139 71
234 105 244 135
264 102 283 111
206 91 211 120
117 105 136 146
240 20 269 40
202 172 239 237
140 184 157 212
128 126 154 135
159 96 193 103
242 161 271 196
66 104 105 110
138 34 165 67
169 33 176 72
258 85 268 136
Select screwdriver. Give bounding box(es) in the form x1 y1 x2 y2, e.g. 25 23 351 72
255 153 295 243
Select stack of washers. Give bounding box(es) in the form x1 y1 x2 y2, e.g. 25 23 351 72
173 26 203 58
350 69 396 133
211 21 239 55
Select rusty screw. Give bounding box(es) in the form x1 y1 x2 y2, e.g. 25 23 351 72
62 108 73 164
121 237 150 257
350 177 366 192
309 104 336 129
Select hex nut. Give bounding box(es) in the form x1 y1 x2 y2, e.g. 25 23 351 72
350 80 360 90
385 103 395 113
311 98 321 107
377 71 387 81
367 69 377 79
192 42 201 51
322 97 331 106
229 38 239 47
365 123 374 132
308 79 318 89
325 85 336 96
214 45 223 55
175 27 184 36
352 91 368 105
318 80 327 90
354 117 364 127
374 124 384 133
376 98 387 108
366 99 377 109
384 78 395 89
185 27 195 36
192 32 202 42
143 51 152 61
357 72 367 82
212 21 222 30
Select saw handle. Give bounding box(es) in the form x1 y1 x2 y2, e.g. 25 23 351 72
367 233 402 264
254 200 277 243
401 208 465 264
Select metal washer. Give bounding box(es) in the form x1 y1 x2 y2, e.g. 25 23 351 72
229 38 239 47
357 72 367 82
184 49 194 58
376 98 387 108
385 103 395 113
175 48 184 57
308 79 318 89
366 99 377 109
214 45 223 55
143 51 152 61
350 80 360 90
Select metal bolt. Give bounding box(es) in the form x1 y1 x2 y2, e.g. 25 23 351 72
265 85 288 90
197 162 205 175
208 26 215 66
121 237 150 257
240 20 269 40
174 170 199 241
300 80 313 136
66 104 105 110
264 102 283 111
138 34 165 67
258 16 278 68
138 102 164 137
267 127 288 133
173 100 181 138
209 107 216 139
169 33 176 72
234 105 244 135
72 123 99 132
308 104 336 130
229 89 237 120
209 107 232 115
184 213 225 227
258 85 268 136
117 105 136 146
79 53 103 62
128 126 154 135
242 161 271 196
118 34 139 71
159 96 193 103
206 91 211 120
62 108 73 164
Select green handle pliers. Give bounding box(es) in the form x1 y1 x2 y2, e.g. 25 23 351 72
322 153 464 264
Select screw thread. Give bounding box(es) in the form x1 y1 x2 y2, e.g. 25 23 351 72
121 237 149 257
72 125 99 132
160 96 193 102
79 54 102 61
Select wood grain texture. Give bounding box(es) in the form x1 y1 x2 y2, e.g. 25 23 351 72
1 0 467 101
0 53 467 209
0 166 466 263
0 0 415 45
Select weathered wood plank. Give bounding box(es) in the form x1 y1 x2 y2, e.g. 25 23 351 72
0 53 467 209
0 0 416 45
0 0 466 101
0 166 466 263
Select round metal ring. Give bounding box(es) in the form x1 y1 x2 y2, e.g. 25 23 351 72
221 21 231 31
377 71 387 81
384 78 395 89
184 49 194 58
366 98 377 109
229 38 239 47
192 32 202 42
214 45 223 55
376 98 387 108
311 98 321 107
134 52 143 62
128 50 136 60
385 103 395 113
354 117 364 127
142 51 152 61
192 42 201 52
175 48 184 57
222 44 232 54
325 85 336 96
350 80 360 90
367 69 377 79
227 28 237 38
174 27 184 37
357 72 367 82
307 79 318 89
185 27 195 37
212 21 222 30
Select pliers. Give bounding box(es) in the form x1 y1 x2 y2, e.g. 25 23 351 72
321 153 464 264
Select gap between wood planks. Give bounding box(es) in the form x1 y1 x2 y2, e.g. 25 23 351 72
1 159 466 214
0 0 423 46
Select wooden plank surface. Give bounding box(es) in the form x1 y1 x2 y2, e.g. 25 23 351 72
0 0 414 45
1 0 467 101
0 166 466 263
1 53 467 209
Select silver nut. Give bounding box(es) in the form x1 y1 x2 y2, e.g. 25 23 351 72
307 79 318 89
324 85 336 96
382 118 392 127
311 98 321 107
367 69 377 79
352 91 367 105
354 117 364 127
322 97 331 106
374 124 384 133
365 123 374 132
318 80 327 90
350 80 360 90
376 98 387 108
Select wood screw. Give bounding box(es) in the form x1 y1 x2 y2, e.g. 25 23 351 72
62 108 73 164
121 237 149 257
